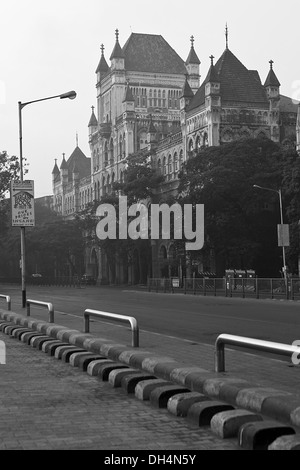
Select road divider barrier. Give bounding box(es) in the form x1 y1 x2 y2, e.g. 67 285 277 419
214 333 300 372
0 294 11 311
26 299 54 323
84 309 139 347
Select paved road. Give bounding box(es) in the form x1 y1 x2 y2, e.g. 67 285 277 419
3 283 300 347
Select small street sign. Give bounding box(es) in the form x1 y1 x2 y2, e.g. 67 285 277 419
277 224 289 247
11 180 35 227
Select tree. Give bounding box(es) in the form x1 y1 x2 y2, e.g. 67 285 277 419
281 147 300 275
177 137 284 276
76 154 164 284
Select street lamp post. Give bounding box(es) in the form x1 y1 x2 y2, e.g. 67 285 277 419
253 184 287 283
18 90 76 307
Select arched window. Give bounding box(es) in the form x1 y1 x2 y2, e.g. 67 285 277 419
168 155 172 179
173 152 178 177
104 141 108 166
179 150 183 170
163 156 167 176
119 135 123 158
109 138 114 164
157 158 162 175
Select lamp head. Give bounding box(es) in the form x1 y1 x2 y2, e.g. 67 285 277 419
60 90 77 100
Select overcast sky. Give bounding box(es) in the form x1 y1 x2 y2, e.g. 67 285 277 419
1 0 299 197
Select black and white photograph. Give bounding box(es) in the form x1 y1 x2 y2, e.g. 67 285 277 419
0 0 300 455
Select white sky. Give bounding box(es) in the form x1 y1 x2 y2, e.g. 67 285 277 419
1 0 299 197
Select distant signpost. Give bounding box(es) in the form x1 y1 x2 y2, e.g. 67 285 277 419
11 180 35 227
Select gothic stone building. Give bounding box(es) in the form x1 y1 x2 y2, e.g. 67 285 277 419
52 30 300 284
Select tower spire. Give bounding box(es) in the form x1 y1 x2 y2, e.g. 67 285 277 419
225 23 229 49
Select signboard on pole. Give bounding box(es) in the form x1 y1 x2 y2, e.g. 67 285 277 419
11 180 35 226
277 224 289 247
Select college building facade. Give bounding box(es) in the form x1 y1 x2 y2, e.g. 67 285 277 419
52 29 300 284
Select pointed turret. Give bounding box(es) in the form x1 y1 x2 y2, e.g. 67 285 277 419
96 44 109 77
185 35 200 93
180 74 194 120
88 106 98 142
264 60 281 88
52 159 60 175
52 158 60 187
60 153 68 186
110 28 125 71
264 60 280 142
205 55 220 98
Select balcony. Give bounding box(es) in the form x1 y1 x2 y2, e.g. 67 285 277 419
99 122 112 138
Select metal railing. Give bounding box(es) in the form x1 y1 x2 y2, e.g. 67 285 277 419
214 333 300 372
26 299 54 323
84 309 139 347
0 295 11 310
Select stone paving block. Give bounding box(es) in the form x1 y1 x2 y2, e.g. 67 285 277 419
108 368 138 387
121 373 157 394
236 387 292 413
97 362 130 381
30 335 51 349
238 420 296 450
54 344 81 360
78 354 107 371
0 322 14 331
4 325 20 335
150 385 191 408
87 359 114 376
135 379 174 401
12 328 33 339
268 434 300 450
69 351 98 368
187 400 235 427
167 392 209 417
41 340 68 354
21 331 43 344
210 409 264 439
261 396 300 426
61 347 87 363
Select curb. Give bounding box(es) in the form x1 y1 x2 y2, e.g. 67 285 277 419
1 309 300 449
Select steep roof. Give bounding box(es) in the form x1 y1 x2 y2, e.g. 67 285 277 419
66 146 90 180
181 76 194 98
96 54 109 74
188 48 269 112
88 109 98 127
110 39 125 60
264 68 281 87
123 83 135 102
122 33 187 74
185 46 200 65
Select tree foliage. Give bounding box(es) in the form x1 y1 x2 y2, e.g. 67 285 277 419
177 137 285 276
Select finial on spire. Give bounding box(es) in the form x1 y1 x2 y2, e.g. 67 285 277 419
91 105 95 113
76 132 78 147
55 158 57 165
209 55 215 65
115 29 119 42
225 23 229 49
62 152 65 159
190 35 194 48
100 44 104 55
269 59 274 69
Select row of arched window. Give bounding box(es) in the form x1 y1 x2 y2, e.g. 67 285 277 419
157 150 184 181
93 134 127 171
